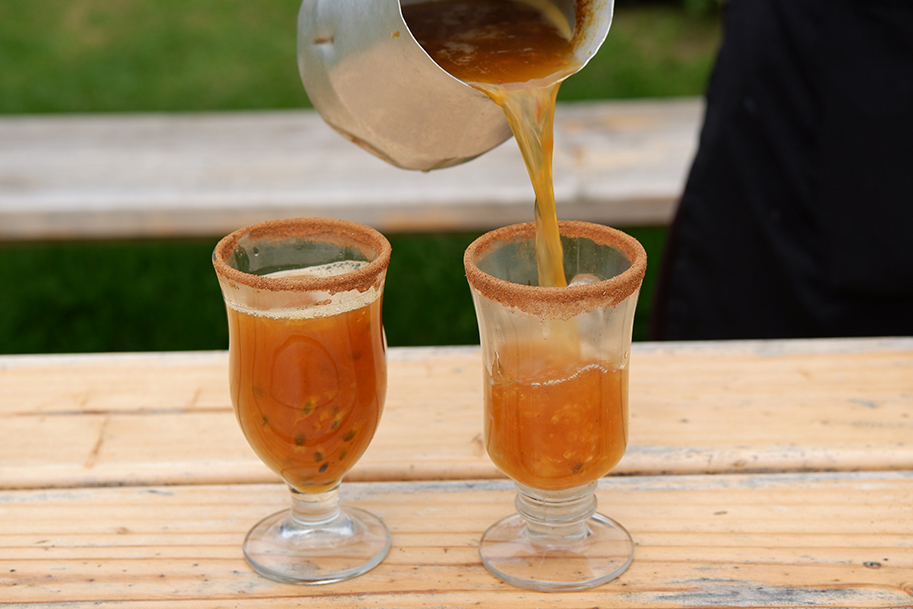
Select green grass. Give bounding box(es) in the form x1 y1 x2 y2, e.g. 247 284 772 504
0 240 228 354
0 1 720 353
0 228 665 354
0 1 720 114
0 0 309 113
560 5 721 101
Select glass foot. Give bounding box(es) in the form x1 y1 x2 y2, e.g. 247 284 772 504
479 482 634 592
243 505 390 585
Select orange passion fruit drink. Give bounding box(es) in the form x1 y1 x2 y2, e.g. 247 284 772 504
465 221 645 491
485 341 628 490
213 217 391 585
227 288 384 494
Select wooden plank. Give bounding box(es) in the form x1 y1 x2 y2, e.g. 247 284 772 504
1 472 911 607
629 338 913 476
0 99 700 241
1 338 911 490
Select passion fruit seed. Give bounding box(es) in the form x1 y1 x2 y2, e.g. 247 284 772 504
294 433 306 446
343 429 356 442
318 463 329 473
314 450 324 462
302 400 315 416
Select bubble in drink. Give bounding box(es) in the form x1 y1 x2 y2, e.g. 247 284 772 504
569 273 602 287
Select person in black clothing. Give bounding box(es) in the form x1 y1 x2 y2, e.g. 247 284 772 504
650 0 913 340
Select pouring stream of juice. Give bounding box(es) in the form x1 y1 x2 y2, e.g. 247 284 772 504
403 0 583 288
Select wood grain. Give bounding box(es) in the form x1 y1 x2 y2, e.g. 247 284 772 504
1 339 911 490
1 473 911 607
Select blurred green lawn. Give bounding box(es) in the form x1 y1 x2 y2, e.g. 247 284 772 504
0 0 721 353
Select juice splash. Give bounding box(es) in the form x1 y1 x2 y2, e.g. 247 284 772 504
404 0 583 287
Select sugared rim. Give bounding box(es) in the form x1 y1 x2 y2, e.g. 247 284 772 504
212 218 391 294
464 221 647 318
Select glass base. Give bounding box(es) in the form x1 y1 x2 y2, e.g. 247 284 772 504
243 505 390 585
479 482 634 592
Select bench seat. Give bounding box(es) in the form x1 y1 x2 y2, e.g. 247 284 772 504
0 98 701 240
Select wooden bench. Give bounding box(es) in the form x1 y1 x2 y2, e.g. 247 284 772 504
0 98 701 241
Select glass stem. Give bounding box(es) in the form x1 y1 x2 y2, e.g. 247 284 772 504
287 485 344 529
514 481 598 545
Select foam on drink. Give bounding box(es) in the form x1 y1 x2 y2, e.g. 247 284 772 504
224 260 381 321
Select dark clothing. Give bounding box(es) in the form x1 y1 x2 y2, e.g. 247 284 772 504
651 0 913 340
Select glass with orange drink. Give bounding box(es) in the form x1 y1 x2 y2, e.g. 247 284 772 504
464 220 646 591
212 217 391 585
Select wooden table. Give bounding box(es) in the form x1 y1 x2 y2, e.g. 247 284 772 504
2 338 912 607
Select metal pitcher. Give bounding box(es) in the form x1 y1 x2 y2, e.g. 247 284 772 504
297 0 614 171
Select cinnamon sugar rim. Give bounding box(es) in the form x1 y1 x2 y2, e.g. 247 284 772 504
464 221 647 315
212 218 391 294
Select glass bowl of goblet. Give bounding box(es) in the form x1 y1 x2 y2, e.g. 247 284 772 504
212 217 392 585
464 220 646 592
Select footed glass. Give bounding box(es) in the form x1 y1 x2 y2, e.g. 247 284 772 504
212 217 392 585
464 221 646 592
